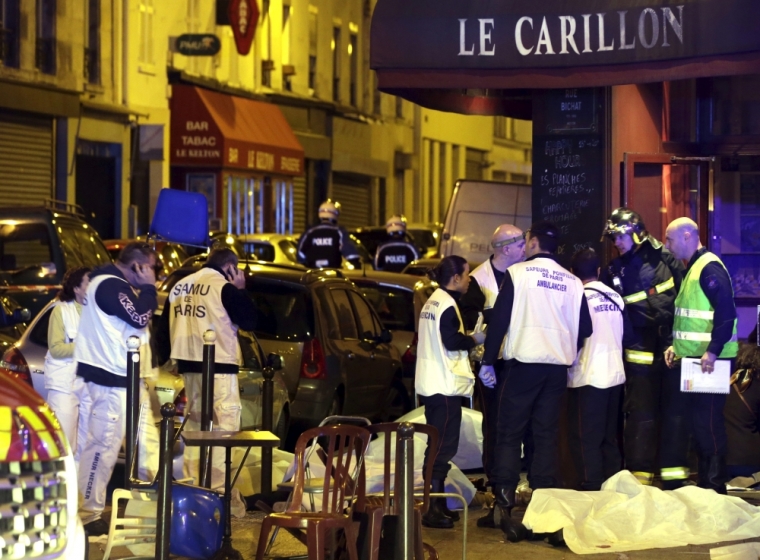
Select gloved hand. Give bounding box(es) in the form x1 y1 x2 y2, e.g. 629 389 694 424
471 331 486 345
478 364 496 388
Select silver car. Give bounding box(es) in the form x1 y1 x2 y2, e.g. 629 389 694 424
342 269 436 410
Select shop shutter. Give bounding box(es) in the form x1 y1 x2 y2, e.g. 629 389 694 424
291 175 307 234
332 176 371 229
0 111 54 206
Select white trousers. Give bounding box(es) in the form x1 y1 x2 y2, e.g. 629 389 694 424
47 376 89 459
76 380 160 524
181 373 241 491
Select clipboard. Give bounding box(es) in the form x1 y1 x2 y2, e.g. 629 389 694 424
680 358 730 394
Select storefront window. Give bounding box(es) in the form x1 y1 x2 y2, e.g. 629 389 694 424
699 75 760 138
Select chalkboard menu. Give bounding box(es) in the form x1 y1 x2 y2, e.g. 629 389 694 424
532 88 607 268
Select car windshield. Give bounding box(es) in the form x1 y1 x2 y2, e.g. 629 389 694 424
408 228 438 251
244 242 276 262
0 222 54 275
358 285 415 331
249 281 314 341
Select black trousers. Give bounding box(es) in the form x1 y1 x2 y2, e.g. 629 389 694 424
568 384 623 490
491 361 567 490
421 394 462 481
623 328 689 478
478 360 534 486
686 392 727 457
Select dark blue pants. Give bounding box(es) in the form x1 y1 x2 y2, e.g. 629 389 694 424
491 361 567 489
686 392 727 457
478 360 534 486
421 394 462 480
568 384 623 490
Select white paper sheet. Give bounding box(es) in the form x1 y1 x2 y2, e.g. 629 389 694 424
680 358 730 394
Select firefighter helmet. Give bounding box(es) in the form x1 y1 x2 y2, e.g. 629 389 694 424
385 215 407 235
602 207 647 243
318 199 341 221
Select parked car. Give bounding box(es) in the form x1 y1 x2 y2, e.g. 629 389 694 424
160 262 402 447
2 298 290 443
401 257 479 277
104 238 190 284
0 371 87 559
406 222 442 259
238 233 302 265
350 226 421 259
0 201 112 318
343 269 437 410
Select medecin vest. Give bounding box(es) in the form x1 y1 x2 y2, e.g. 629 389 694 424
415 288 474 397
673 252 738 359
568 281 625 389
503 257 584 365
169 267 242 366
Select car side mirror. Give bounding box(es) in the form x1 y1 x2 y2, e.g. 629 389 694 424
266 353 283 371
379 329 393 344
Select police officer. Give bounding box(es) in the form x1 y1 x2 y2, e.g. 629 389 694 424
374 215 419 272
478 221 592 542
459 223 525 528
600 208 686 489
297 199 361 268
664 217 737 493
416 255 487 528
158 247 257 492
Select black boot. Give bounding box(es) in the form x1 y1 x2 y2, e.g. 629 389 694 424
699 455 728 495
477 506 496 528
493 485 528 543
422 480 454 529
431 479 459 521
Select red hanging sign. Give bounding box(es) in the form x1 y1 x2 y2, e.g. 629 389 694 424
228 0 259 56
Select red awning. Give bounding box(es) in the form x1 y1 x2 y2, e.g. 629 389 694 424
170 85 304 175
370 0 760 116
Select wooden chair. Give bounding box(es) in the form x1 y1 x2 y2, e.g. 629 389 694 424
356 422 439 560
255 424 372 560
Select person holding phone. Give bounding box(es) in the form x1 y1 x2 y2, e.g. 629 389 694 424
157 247 257 499
74 242 159 536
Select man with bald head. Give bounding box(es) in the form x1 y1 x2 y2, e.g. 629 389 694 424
663 217 737 494
460 223 525 528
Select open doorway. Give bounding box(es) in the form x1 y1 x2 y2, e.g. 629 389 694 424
622 153 714 248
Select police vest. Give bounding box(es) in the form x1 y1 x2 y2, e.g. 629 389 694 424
297 224 343 268
470 259 500 308
568 281 625 389
44 300 81 392
673 252 738 359
415 288 474 398
168 267 242 366
74 274 151 378
503 257 584 365
374 241 418 272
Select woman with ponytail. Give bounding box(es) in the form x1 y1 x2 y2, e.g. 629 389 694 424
415 255 486 528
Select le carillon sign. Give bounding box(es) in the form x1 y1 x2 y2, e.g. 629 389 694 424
370 0 760 90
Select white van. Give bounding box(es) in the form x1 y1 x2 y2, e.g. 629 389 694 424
439 180 532 263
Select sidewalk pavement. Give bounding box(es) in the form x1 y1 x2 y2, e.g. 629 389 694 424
87 503 760 559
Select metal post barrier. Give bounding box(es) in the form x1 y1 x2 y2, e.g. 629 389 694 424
199 329 216 488
125 336 141 489
261 361 275 493
394 422 415 560
155 403 176 560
